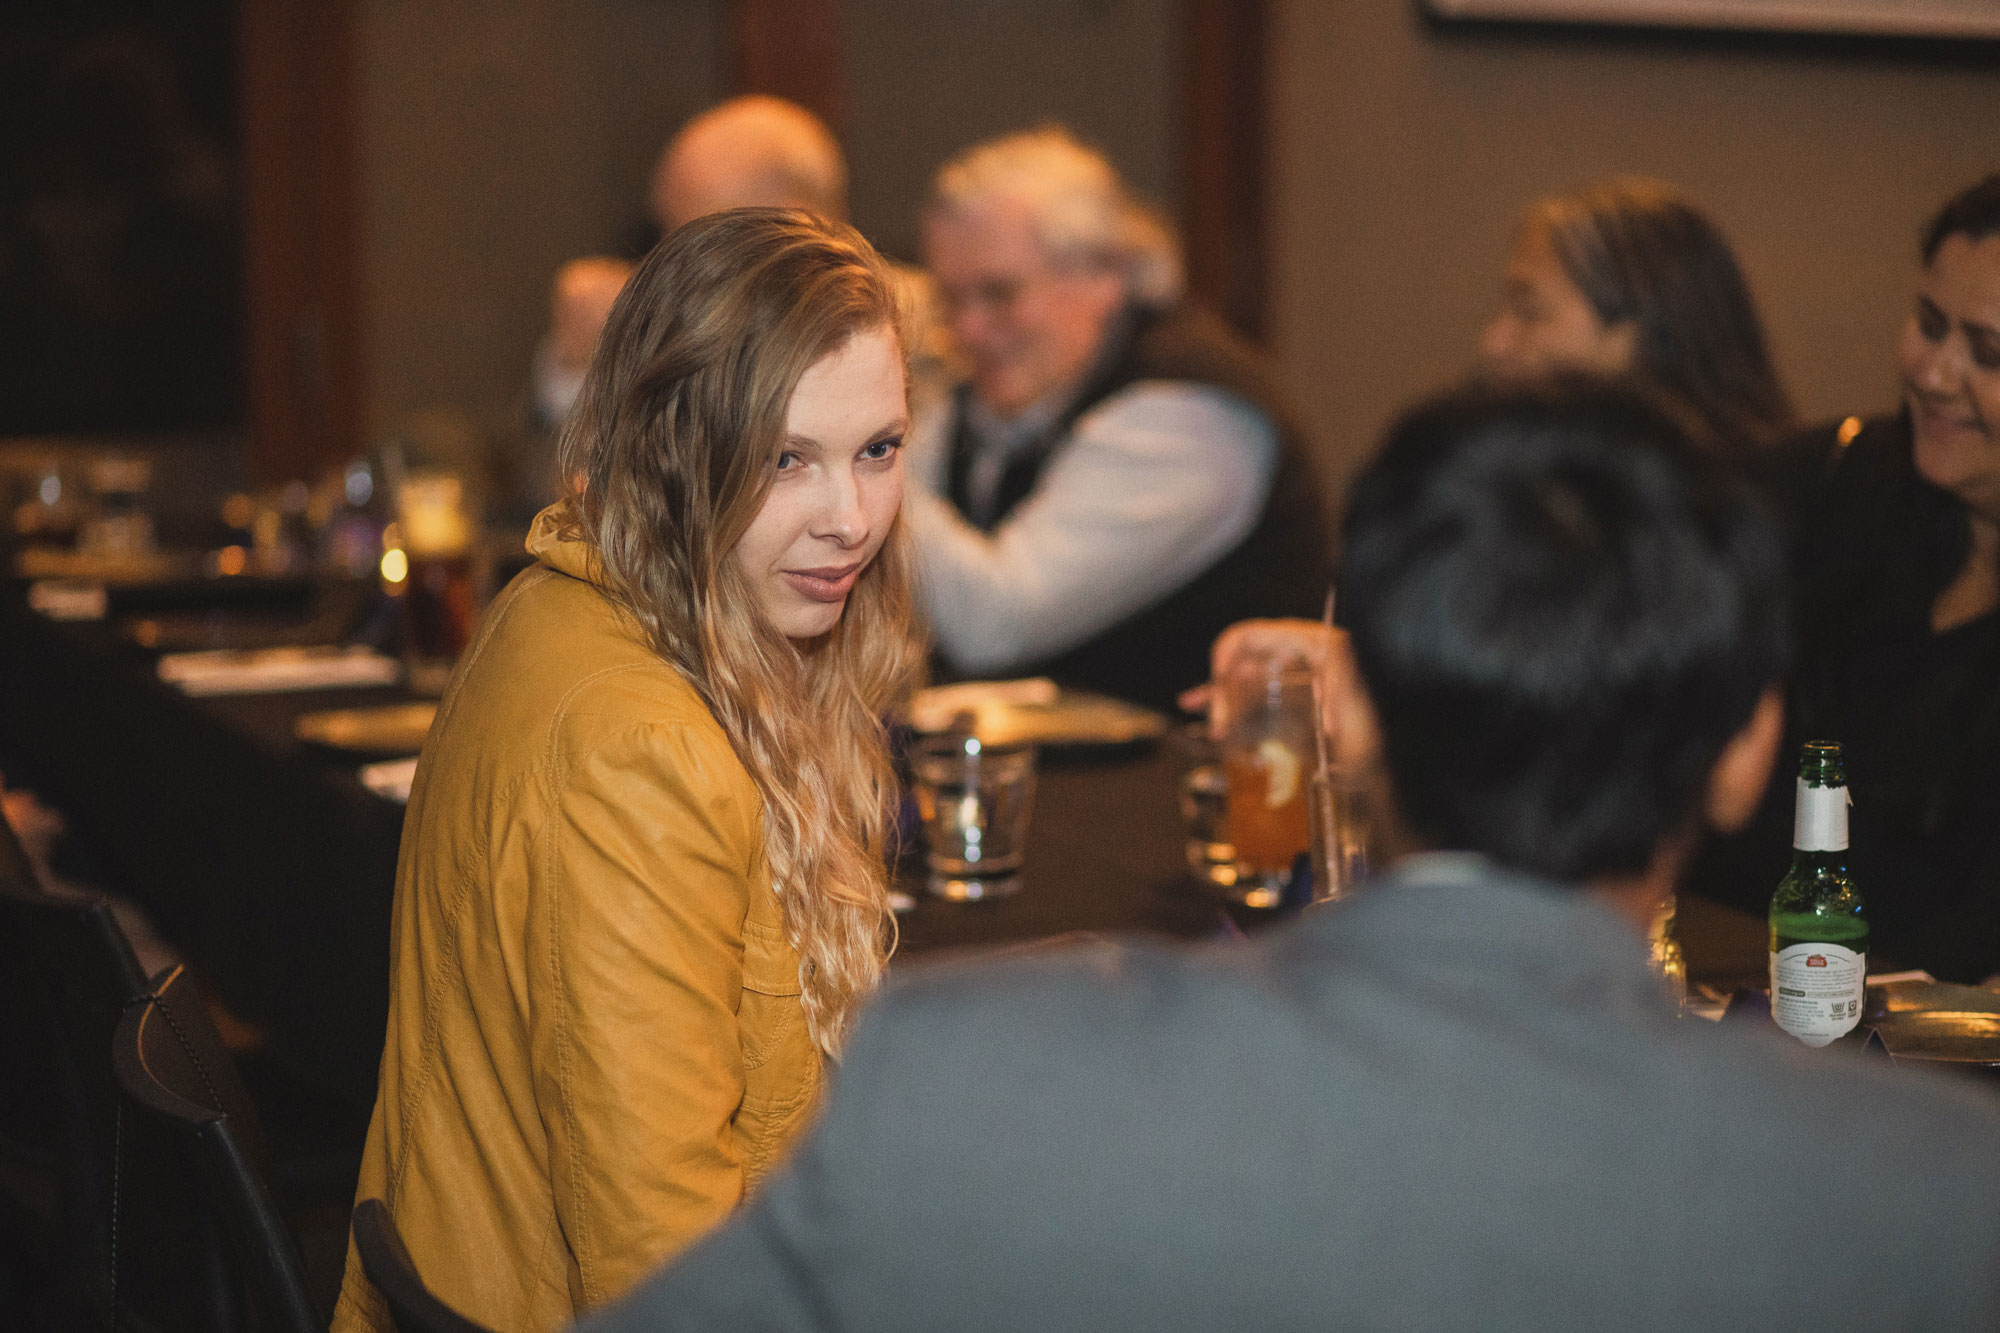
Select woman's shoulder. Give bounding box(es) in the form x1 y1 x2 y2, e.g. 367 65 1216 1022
438 569 753 799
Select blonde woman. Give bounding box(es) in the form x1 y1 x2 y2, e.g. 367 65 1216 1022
333 210 919 1333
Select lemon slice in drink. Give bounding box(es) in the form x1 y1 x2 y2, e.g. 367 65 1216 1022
1257 738 1300 808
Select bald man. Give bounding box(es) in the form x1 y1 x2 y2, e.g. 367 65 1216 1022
647 94 846 230
533 97 848 429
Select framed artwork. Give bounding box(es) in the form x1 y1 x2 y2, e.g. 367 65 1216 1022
1422 0 2000 40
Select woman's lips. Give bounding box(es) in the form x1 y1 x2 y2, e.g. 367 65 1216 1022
1912 396 1984 441
781 564 861 602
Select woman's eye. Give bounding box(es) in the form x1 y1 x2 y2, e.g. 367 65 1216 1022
775 450 801 471
1916 300 1949 341
862 437 903 461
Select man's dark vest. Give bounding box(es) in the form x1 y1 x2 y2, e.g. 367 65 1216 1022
942 301 1331 712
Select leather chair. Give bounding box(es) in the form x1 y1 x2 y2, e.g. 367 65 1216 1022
0 832 153 1327
111 962 319 1333
350 1198 496 1333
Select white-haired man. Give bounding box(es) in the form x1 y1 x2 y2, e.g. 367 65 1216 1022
905 127 1328 710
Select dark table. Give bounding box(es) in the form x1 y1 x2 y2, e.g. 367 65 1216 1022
0 585 1767 1115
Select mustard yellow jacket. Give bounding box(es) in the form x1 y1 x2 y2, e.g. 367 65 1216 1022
331 509 821 1333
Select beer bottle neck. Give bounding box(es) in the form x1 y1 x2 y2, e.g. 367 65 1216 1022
1793 779 1849 853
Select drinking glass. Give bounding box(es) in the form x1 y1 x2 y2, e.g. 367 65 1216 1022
1308 764 1372 905
910 734 1038 901
394 473 480 694
1170 722 1237 890
1220 660 1317 908
1649 893 1688 1007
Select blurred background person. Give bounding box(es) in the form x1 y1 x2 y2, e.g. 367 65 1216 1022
1701 173 2000 984
534 95 849 427
1481 177 1797 452
333 212 919 1333
505 97 851 521
906 127 1328 711
1201 177 1809 728
508 95 946 524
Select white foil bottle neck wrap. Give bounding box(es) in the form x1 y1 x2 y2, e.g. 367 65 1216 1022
1793 780 1850 852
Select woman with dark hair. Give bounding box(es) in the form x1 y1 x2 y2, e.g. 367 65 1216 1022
332 209 920 1332
1763 173 2000 985
1481 177 1798 455
1197 181 1803 731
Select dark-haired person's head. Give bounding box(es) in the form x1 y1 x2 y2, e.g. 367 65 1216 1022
1331 376 1790 884
1901 173 2000 521
1481 179 1796 453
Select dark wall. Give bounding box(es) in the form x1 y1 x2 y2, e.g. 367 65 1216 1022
357 0 724 441
843 0 1179 265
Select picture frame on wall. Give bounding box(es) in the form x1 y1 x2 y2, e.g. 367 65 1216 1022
1422 0 2000 40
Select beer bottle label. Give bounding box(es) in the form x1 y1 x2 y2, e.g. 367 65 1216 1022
1769 942 1864 1046
1793 780 1849 851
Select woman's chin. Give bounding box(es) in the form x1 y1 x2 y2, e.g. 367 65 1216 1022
777 602 847 643
1913 423 2000 509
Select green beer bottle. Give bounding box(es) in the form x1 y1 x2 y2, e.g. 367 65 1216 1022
1768 740 1867 1047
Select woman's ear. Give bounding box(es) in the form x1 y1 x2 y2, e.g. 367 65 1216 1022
1706 688 1785 834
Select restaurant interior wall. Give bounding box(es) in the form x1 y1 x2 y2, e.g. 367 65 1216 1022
1269 2 2000 510
354 0 1180 450
841 0 1180 265
355 0 724 448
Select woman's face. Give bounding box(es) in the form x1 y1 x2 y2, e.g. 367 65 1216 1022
1480 222 1637 377
731 324 908 642
1900 232 2000 519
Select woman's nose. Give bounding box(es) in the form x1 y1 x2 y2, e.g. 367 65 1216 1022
812 467 868 545
1913 334 1961 397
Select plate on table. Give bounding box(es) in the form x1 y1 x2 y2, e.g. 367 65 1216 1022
1869 981 2000 1069
908 678 1169 750
296 701 438 756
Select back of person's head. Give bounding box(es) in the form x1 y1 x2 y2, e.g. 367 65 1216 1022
1338 376 1791 882
1922 172 2000 262
651 95 848 230
1529 178 1794 450
558 207 914 1052
927 125 1181 308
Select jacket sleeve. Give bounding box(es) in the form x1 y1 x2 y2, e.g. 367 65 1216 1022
531 716 763 1312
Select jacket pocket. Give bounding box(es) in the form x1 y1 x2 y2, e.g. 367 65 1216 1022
734 921 819 1188
737 916 805 1073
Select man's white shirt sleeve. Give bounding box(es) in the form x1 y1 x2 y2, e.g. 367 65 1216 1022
905 380 1280 676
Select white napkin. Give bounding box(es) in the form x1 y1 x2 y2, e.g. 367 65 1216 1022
359 756 420 803
158 645 401 696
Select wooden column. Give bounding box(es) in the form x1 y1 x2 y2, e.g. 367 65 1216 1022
240 0 362 484
728 0 846 132
1183 0 1268 341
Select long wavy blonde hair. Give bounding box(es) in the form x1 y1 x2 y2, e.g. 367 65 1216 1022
555 208 919 1052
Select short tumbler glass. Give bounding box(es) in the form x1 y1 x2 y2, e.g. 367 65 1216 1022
910 734 1038 901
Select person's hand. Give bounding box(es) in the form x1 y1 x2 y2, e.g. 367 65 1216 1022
548 257 636 373
1 776 66 883
1178 618 1338 738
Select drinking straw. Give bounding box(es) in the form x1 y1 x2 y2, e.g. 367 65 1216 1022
1312 587 1335 779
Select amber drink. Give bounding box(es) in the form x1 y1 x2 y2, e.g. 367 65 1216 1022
1220 660 1317 908
396 474 480 694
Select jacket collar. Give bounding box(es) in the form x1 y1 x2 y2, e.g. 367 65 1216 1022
526 501 603 587
1278 854 1673 1019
